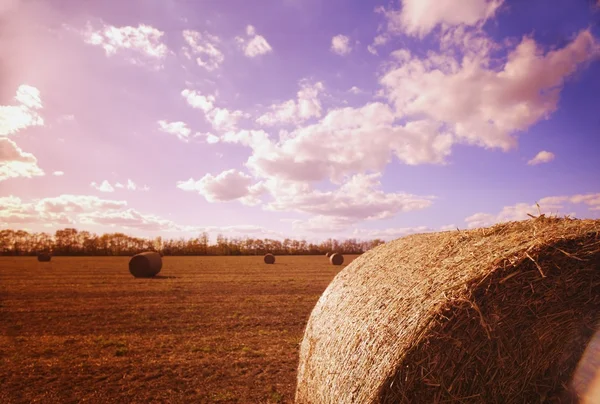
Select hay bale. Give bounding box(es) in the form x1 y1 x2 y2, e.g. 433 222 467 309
264 253 275 264
296 218 600 403
129 251 162 278
329 253 344 266
37 253 51 262
325 252 331 257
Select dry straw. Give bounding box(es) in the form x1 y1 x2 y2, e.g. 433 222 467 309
37 253 51 262
264 253 275 264
129 251 162 277
296 217 600 403
330 253 344 266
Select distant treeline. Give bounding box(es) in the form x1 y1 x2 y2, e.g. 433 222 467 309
0 228 386 256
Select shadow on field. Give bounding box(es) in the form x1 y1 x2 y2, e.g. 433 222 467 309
150 275 177 279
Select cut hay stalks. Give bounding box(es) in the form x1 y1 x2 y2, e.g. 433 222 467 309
37 253 51 262
296 217 600 403
264 253 275 264
329 253 344 266
129 251 162 278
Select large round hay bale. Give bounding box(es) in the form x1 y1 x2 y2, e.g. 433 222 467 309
129 251 162 278
264 253 275 264
37 253 51 262
325 252 331 257
329 253 343 266
296 218 600 403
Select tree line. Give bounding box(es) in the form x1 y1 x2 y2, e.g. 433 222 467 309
0 228 386 256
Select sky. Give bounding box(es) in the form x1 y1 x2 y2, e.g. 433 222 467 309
1 0 600 242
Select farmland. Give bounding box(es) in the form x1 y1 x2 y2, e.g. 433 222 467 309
0 255 359 403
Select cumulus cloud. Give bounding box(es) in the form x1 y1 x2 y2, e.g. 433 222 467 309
157 120 192 142
181 89 245 132
225 103 453 184
90 180 114 193
79 208 178 231
464 193 600 228
527 150 555 165
348 86 363 94
0 194 182 232
331 34 352 55
82 22 168 59
182 30 224 71
176 169 265 205
0 84 44 136
91 179 148 193
265 173 434 222
205 133 220 144
256 80 325 126
378 0 503 37
380 30 599 151
236 25 273 57
0 137 44 181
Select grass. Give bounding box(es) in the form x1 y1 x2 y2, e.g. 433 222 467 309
0 255 358 403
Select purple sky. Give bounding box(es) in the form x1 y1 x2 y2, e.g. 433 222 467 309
1 0 599 242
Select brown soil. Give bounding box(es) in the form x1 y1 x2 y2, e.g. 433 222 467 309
0 255 357 403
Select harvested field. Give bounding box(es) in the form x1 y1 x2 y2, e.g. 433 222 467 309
0 255 358 404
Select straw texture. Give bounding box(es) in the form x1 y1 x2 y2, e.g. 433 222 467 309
296 217 600 403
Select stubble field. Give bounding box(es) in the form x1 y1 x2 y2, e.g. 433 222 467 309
0 255 358 403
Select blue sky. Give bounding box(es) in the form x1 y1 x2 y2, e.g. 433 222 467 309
1 0 599 242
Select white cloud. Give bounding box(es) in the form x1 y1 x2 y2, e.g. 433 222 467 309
292 216 356 233
265 173 434 223
181 89 245 132
378 0 504 37
0 84 44 136
83 22 168 60
158 120 192 142
35 194 127 215
464 193 600 228
527 150 555 165
181 89 215 112
182 30 224 71
90 180 115 193
91 179 148 192
176 169 264 205
205 133 220 144
79 208 179 231
256 80 325 126
226 103 453 184
380 30 599 151
126 178 149 191
236 25 272 57
53 171 64 176
348 86 363 94
0 194 184 233
331 34 352 55
0 138 44 181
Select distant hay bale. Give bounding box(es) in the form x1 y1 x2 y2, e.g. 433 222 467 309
325 252 331 257
296 218 600 403
329 253 343 266
129 251 162 278
37 253 51 262
264 253 275 264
